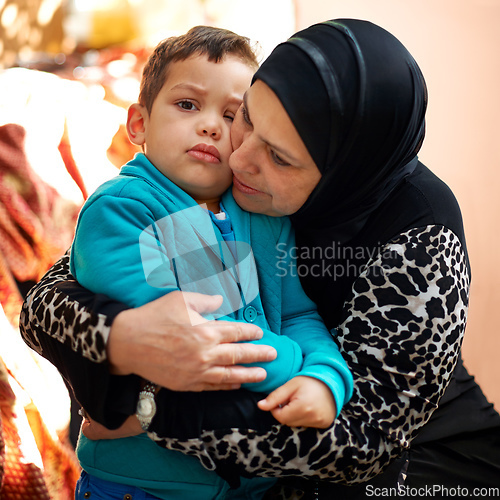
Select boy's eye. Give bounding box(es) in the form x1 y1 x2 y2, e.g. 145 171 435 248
224 114 235 122
177 100 197 111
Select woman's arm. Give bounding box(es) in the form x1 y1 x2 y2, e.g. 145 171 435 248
19 253 277 428
21 224 469 483
19 252 140 428
146 224 470 484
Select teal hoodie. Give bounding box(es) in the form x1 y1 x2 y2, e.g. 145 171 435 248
71 153 353 499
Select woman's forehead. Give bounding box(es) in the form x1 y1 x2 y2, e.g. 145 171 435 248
246 80 311 166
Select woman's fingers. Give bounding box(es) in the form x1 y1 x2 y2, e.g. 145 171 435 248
207 331 275 363
107 294 277 391
181 292 223 325
186 365 268 391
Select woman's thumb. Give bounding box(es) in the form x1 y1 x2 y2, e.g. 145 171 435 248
183 292 223 315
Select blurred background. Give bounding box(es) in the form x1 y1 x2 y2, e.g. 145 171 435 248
0 0 499 497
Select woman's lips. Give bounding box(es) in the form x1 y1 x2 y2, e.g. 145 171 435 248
232 175 262 195
187 143 221 163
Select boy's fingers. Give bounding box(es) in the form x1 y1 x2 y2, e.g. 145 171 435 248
258 385 291 411
270 400 308 426
270 404 297 425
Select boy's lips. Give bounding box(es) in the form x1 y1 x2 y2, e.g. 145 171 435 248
187 143 221 163
232 174 263 195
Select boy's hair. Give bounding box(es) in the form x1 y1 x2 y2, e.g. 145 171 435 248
139 26 259 114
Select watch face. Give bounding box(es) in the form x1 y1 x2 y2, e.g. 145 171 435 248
138 396 155 417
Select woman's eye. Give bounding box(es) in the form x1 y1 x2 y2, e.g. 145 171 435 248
270 150 290 167
240 105 251 125
177 101 197 111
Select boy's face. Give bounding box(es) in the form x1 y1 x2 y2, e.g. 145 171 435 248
130 54 254 206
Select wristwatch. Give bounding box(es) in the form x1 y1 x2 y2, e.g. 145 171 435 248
136 381 157 431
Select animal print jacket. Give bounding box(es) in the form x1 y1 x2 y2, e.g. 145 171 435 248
19 223 469 488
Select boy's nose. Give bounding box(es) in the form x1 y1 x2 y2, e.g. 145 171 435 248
198 115 222 140
203 128 219 138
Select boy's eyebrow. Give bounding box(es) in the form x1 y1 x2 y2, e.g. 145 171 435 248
228 94 244 106
170 83 208 94
170 83 244 106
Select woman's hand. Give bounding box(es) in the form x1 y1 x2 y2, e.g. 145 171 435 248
107 291 277 392
257 376 337 429
81 414 143 440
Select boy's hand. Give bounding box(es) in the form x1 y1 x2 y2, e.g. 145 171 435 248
257 376 336 429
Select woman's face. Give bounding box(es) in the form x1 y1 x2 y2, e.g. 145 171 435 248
229 80 322 217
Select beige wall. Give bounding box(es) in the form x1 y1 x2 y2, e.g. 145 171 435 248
295 0 500 409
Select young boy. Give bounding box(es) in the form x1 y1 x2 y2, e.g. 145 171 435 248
71 26 353 499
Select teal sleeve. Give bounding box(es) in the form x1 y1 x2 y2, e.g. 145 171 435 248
276 223 354 417
70 194 178 308
218 316 303 394
70 193 304 396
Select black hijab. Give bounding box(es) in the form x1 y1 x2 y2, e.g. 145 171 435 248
253 19 429 328
253 19 427 243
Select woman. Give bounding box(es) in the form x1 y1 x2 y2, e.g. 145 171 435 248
20 19 500 497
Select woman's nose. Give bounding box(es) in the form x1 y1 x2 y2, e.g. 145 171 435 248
229 135 259 174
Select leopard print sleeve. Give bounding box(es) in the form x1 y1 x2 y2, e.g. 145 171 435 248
149 225 470 484
19 252 112 362
19 252 138 428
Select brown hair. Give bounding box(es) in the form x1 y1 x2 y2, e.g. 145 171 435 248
139 26 259 114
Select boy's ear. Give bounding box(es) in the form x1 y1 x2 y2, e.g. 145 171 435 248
127 103 147 146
